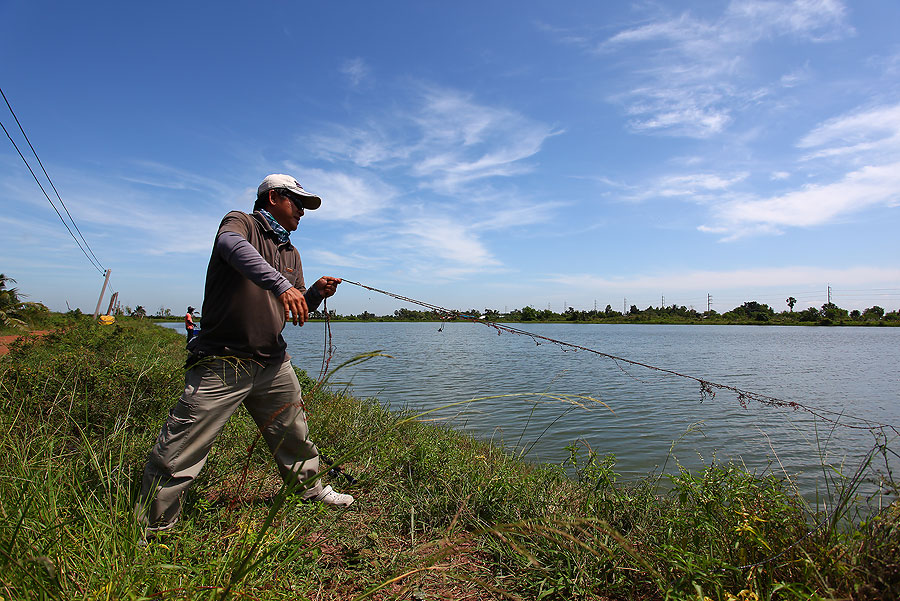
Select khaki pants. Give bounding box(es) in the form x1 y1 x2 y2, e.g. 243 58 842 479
137 358 322 529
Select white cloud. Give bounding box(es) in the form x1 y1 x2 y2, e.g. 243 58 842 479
309 85 557 194
596 0 852 138
401 216 500 269
296 85 561 277
692 102 900 238
658 172 748 195
307 249 381 269
702 161 900 238
340 57 371 88
625 171 748 202
725 0 849 41
549 265 900 293
3 163 230 256
307 125 405 168
284 166 397 222
470 200 564 231
118 160 235 198
779 64 811 88
410 87 558 191
798 103 900 161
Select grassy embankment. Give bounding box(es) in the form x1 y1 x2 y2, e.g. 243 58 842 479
0 317 897 600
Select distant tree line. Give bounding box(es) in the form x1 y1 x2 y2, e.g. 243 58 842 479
309 300 900 326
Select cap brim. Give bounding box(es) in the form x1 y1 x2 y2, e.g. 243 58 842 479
288 192 321 210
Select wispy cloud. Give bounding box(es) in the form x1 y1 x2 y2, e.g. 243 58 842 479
697 102 900 238
408 87 557 191
5 162 239 256
283 165 397 222
623 171 749 203
798 103 900 161
400 216 501 274
340 57 371 88
309 85 558 193
594 0 852 138
307 249 382 270
700 161 900 238
549 264 900 293
301 84 559 278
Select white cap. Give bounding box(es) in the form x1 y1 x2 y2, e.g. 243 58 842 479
257 174 322 210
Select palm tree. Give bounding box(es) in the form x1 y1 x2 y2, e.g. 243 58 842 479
0 274 27 329
786 296 797 312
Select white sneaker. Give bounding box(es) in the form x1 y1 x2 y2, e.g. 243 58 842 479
309 485 354 507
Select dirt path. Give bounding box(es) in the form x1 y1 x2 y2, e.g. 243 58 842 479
0 331 52 357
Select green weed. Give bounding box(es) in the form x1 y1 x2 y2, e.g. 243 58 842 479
0 319 897 600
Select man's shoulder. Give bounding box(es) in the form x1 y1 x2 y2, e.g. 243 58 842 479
218 211 263 234
221 210 253 224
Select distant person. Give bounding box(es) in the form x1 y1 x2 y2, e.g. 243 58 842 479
184 306 196 343
137 174 351 537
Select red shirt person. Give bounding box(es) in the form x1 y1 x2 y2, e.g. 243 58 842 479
184 306 196 342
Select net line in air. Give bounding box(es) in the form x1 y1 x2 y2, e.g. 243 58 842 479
339 279 899 437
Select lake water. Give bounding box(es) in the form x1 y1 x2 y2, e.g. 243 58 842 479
163 321 900 502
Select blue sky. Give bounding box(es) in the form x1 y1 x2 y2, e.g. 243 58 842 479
1 0 898 316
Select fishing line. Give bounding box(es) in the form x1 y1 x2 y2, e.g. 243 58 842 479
340 279 898 436
318 297 335 384
336 279 900 574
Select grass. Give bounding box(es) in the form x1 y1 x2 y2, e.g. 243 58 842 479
0 317 898 600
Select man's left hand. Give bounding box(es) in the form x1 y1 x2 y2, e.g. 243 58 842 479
314 277 341 298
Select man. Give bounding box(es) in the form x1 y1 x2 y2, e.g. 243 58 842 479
137 174 352 535
184 306 196 343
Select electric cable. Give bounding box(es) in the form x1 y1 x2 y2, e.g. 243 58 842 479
0 85 106 275
0 117 105 275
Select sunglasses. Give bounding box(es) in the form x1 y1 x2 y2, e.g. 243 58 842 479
277 189 305 215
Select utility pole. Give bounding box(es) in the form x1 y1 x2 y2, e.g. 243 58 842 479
707 293 712 313
105 291 119 316
661 294 665 308
92 269 111 320
623 297 627 314
594 299 597 312
827 284 832 304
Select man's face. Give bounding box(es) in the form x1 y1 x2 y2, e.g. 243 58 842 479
267 189 304 232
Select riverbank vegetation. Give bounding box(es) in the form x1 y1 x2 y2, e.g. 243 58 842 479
142 300 900 327
1 318 898 599
316 300 899 326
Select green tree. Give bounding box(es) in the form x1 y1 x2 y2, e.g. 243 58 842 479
863 305 885 320
786 296 797 312
797 307 819 322
520 305 538 321
729 301 775 322
0 274 27 329
820 302 849 324
131 305 147 319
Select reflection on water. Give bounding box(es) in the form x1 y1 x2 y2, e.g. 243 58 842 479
166 320 900 501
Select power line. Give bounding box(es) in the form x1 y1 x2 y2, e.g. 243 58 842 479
0 85 105 275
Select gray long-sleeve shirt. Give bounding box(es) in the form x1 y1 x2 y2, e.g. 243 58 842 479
216 231 322 307
191 211 322 362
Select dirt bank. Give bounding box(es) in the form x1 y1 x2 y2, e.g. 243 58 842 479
0 331 52 357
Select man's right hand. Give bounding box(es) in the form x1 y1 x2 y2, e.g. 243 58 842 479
278 287 309 326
